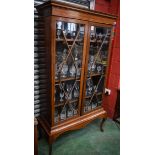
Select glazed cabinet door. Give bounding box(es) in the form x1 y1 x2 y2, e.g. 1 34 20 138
51 17 88 126
82 23 113 115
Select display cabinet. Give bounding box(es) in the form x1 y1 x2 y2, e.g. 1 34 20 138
36 0 116 153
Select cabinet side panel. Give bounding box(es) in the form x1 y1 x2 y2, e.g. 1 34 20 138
34 3 50 123
43 16 52 126
35 12 52 126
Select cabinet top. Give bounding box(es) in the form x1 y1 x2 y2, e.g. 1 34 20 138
36 0 117 20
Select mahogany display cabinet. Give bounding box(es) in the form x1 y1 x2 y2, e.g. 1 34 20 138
36 0 117 151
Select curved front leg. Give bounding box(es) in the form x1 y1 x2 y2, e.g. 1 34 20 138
100 118 106 132
48 137 53 155
49 143 52 155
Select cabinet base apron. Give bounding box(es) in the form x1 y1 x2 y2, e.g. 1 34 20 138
38 108 107 144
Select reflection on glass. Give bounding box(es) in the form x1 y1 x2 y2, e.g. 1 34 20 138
88 55 96 73
54 20 85 123
66 84 72 100
74 46 78 61
61 49 68 78
92 101 97 109
60 107 66 120
57 21 62 29
97 65 102 73
73 102 78 115
84 25 112 113
56 21 62 39
60 83 65 102
90 26 95 40
94 85 97 93
57 29 61 39
54 109 59 123
55 63 58 79
56 21 84 80
86 78 93 96
60 92 64 102
71 23 77 39
67 104 73 117
73 82 79 98
69 64 76 77
85 101 91 112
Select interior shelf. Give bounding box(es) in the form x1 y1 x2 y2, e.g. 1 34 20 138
56 38 83 42
90 39 109 43
95 61 107 65
85 92 103 99
55 98 78 107
87 73 105 77
55 77 80 83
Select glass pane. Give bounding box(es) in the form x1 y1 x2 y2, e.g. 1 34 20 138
54 20 85 124
83 25 111 113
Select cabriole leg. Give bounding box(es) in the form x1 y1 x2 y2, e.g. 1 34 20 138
100 118 106 132
48 137 52 155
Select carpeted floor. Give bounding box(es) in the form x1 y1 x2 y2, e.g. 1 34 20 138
38 119 120 155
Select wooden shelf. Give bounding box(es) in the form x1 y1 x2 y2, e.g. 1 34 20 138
87 73 105 77
90 39 101 43
85 92 103 99
56 38 83 42
90 39 109 44
55 98 78 107
55 77 80 83
96 61 107 65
